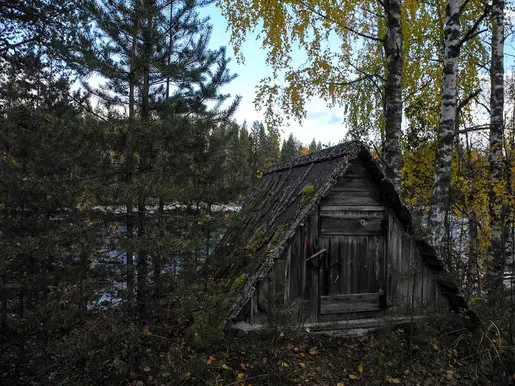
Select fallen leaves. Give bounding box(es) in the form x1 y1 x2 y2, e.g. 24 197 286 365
158 325 482 385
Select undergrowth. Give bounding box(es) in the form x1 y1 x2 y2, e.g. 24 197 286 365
3 311 514 385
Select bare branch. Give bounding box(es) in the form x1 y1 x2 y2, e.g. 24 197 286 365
376 0 386 10
329 74 378 87
347 61 385 103
477 101 491 115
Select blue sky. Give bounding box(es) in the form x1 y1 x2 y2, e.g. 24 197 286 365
200 3 346 145
201 4 515 147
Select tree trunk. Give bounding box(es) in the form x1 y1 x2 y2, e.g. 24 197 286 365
136 1 153 319
1 272 6 339
466 209 479 298
153 197 164 297
486 0 505 304
461 137 479 299
126 29 137 312
429 0 462 248
165 1 174 101
383 0 404 193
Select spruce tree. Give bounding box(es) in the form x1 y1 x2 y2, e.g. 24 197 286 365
281 133 299 161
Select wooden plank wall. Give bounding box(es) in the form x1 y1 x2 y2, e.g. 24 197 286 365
386 211 448 315
245 211 319 324
241 159 451 325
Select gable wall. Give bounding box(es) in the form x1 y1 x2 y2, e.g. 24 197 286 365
237 158 452 325
386 211 450 315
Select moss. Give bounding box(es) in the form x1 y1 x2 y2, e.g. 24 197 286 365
186 274 247 348
230 273 247 294
246 225 267 252
300 184 315 208
267 224 285 251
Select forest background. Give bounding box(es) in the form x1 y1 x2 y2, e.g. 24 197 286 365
1 0 515 384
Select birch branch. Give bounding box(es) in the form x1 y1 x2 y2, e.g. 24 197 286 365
297 0 385 42
456 124 490 135
458 5 490 48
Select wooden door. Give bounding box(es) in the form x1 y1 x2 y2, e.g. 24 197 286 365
317 208 386 316
317 167 387 317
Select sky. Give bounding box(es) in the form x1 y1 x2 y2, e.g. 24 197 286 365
201 3 515 148
199 3 347 146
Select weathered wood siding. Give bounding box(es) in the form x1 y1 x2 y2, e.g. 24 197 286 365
314 160 388 321
239 159 450 325
241 211 319 324
386 210 448 315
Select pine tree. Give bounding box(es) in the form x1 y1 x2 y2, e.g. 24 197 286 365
0 51 105 356
238 123 252 193
72 0 239 315
0 0 80 57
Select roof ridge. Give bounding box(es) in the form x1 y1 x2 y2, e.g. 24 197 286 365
263 140 364 175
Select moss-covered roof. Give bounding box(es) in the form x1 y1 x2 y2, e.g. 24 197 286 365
212 141 467 321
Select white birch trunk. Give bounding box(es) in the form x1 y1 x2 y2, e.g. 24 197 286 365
429 0 462 247
486 0 505 304
383 0 404 192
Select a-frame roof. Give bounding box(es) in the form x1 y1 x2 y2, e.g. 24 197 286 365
212 141 466 320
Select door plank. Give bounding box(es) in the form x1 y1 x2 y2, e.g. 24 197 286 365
320 216 384 235
320 293 382 314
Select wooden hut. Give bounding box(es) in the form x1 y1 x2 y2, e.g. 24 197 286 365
215 141 467 332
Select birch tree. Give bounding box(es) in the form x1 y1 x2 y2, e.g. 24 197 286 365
429 0 489 247
486 0 505 304
429 0 463 247
218 0 405 190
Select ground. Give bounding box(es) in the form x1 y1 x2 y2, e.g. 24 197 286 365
131 316 513 385
3 309 513 385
